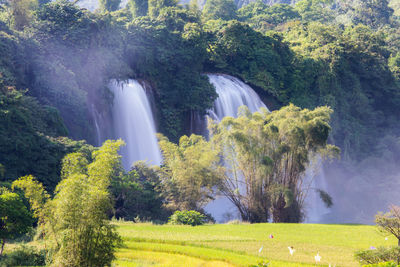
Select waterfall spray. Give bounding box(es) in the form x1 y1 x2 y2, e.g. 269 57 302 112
109 80 162 170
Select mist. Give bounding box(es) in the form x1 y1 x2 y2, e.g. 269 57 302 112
320 135 400 224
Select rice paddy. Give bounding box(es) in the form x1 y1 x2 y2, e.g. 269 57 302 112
113 222 396 267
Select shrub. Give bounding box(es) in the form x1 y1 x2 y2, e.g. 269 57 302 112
0 245 45 267
363 262 399 267
355 247 400 265
168 210 207 226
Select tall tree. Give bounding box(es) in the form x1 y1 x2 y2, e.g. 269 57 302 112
202 0 237 21
13 140 123 266
129 0 148 17
99 0 121 12
0 187 33 256
295 0 334 23
148 0 177 18
209 105 338 223
158 134 223 212
8 0 37 30
338 0 394 28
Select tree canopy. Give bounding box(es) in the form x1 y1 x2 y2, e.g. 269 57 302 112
209 104 338 222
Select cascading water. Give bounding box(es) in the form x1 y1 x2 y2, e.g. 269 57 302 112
108 80 162 170
91 104 103 146
203 74 331 223
204 74 268 222
304 159 331 223
207 74 268 120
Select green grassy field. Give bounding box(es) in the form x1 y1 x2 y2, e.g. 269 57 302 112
114 222 396 267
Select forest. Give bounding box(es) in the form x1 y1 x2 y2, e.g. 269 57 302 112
0 0 400 266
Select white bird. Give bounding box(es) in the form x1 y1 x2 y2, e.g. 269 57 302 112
315 252 321 263
288 246 295 255
385 237 389 240
259 246 263 253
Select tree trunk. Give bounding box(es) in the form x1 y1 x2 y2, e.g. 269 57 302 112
0 239 5 256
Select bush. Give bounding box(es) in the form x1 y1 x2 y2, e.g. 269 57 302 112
168 210 207 226
0 245 45 267
355 246 400 265
363 262 399 267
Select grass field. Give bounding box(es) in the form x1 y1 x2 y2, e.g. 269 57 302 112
113 222 396 267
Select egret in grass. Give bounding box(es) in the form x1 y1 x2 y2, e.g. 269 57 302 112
315 252 321 263
259 246 263 254
288 246 295 256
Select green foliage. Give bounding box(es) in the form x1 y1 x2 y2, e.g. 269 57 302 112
99 0 121 12
126 11 217 140
356 247 400 265
295 0 335 23
363 262 399 267
249 261 270 267
158 134 223 212
207 20 294 97
202 0 237 21
0 88 94 190
112 161 168 222
238 2 300 32
30 0 129 141
284 22 400 160
375 206 400 246
8 0 37 31
0 187 33 255
12 140 124 266
317 189 333 208
148 0 177 18
0 245 45 267
337 0 394 29
129 0 148 17
168 210 207 226
209 104 338 222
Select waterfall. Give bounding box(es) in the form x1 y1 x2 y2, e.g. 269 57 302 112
204 74 268 222
203 74 331 223
208 74 268 120
304 159 331 223
91 104 103 146
109 80 162 170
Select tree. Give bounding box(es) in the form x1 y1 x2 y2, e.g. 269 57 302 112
99 0 121 12
129 0 148 17
209 105 338 223
355 206 400 264
295 0 334 23
148 0 177 18
112 161 168 221
376 205 400 246
158 134 223 212
238 2 300 31
0 187 33 256
8 0 37 31
202 0 237 21
12 140 124 266
337 0 394 28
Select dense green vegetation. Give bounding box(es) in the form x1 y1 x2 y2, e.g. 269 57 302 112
0 0 400 264
12 140 123 266
0 0 399 188
209 105 338 223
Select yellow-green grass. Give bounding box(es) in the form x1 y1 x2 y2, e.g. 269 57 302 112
114 222 396 267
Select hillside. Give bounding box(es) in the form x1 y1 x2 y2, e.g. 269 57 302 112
0 0 399 223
